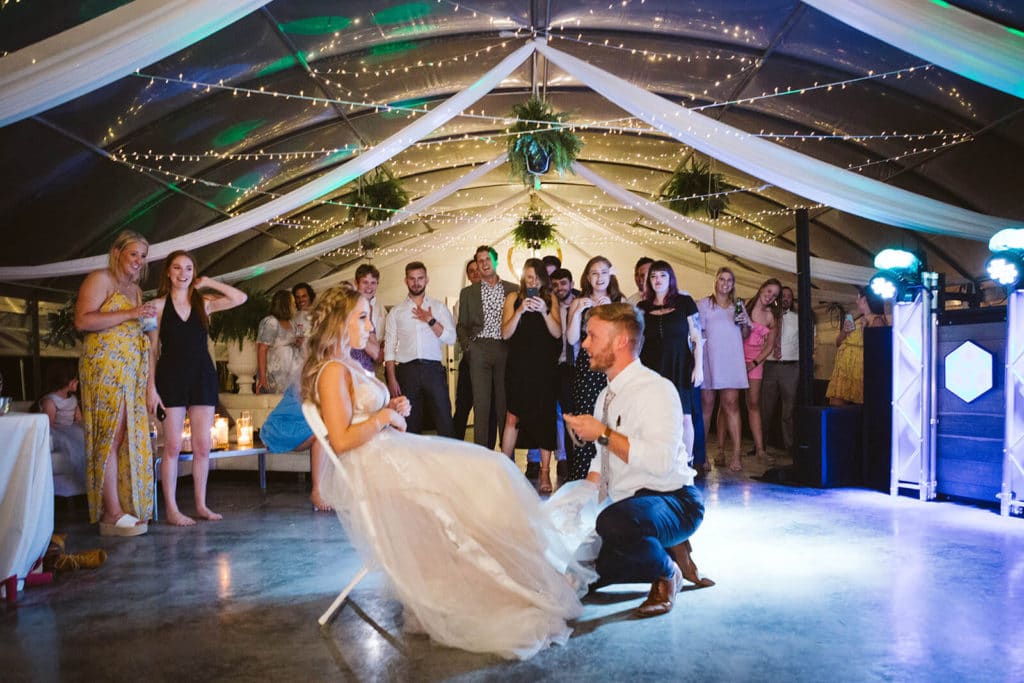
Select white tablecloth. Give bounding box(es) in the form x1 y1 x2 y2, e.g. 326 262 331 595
0 413 54 584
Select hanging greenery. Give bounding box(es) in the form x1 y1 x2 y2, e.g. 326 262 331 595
663 158 731 219
208 288 272 350
506 97 583 188
512 212 558 250
43 296 82 349
349 172 410 223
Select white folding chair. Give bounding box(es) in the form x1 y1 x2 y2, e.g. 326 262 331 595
301 401 370 626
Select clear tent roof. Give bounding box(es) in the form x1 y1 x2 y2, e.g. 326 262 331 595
1 0 1022 305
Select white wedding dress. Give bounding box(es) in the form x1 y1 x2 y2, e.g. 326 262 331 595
317 359 596 660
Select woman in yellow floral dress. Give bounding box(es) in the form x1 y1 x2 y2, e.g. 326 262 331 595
826 287 888 405
75 231 156 536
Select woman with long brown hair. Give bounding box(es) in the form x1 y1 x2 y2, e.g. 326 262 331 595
147 250 246 525
565 255 626 480
742 278 781 460
500 258 562 492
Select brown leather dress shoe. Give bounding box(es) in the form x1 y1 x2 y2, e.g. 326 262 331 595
668 539 716 589
636 562 683 618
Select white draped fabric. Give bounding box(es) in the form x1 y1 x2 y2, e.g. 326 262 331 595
0 0 269 128
0 42 535 281
804 0 1024 99
535 39 1017 242
0 414 54 590
218 155 508 283
309 188 528 291
571 162 876 285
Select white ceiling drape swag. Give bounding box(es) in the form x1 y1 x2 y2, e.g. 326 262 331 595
217 154 508 283
535 39 1018 242
803 0 1024 100
572 162 876 285
0 43 535 281
308 189 529 292
0 0 271 128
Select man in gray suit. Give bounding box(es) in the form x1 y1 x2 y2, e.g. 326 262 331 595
457 245 518 448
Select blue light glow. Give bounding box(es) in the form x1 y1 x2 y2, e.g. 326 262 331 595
873 248 920 271
870 274 897 300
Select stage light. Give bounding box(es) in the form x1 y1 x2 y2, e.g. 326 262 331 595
986 228 1024 289
871 249 924 302
873 248 921 272
986 253 1022 287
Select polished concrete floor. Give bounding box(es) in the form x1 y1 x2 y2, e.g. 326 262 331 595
3 452 1024 682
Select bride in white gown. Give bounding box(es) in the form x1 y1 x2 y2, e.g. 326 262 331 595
301 286 596 660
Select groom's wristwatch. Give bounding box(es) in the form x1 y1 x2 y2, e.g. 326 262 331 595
597 425 612 446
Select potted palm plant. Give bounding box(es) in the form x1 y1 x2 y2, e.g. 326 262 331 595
506 97 583 189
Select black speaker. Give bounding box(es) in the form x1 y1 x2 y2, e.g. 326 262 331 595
795 405 863 487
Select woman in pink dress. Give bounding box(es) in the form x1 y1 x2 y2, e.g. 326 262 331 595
742 279 781 461
697 267 749 472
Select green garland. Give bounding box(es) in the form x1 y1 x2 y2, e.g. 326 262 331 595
350 173 409 223
512 212 558 250
663 158 731 218
506 97 583 187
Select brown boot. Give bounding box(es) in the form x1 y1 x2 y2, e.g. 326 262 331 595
668 539 715 588
636 562 683 618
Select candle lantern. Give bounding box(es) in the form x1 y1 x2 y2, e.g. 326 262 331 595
213 415 230 449
237 410 253 447
181 416 192 452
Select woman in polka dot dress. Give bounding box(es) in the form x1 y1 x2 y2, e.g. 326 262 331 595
564 256 626 480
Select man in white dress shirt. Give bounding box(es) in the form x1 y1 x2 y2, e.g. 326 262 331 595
355 264 386 372
384 262 457 436
625 256 653 306
761 286 800 459
564 303 713 618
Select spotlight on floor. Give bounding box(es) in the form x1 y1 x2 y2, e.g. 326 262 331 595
986 228 1024 289
870 248 922 302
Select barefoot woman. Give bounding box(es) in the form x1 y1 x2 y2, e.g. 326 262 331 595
147 251 246 525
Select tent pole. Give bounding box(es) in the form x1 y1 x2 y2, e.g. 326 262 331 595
795 209 814 406
28 297 41 400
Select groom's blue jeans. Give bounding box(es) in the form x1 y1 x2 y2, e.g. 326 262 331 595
595 485 705 583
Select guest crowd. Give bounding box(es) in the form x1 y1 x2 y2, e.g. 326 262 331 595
60 229 888 538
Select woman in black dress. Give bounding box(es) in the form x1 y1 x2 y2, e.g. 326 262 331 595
501 258 562 492
638 261 703 464
564 255 625 480
148 251 246 526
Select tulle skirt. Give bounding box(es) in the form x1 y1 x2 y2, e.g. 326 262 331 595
321 429 598 660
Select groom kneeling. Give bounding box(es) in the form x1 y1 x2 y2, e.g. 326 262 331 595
564 303 714 617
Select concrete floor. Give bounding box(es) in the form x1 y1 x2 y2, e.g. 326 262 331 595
3 453 1023 682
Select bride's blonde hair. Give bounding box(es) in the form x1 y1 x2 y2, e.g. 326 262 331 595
299 286 364 404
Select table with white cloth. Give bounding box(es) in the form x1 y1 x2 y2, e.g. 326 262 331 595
0 413 54 600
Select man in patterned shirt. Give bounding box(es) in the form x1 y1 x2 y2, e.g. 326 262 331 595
456 245 518 448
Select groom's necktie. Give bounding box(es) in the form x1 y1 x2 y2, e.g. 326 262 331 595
599 389 615 501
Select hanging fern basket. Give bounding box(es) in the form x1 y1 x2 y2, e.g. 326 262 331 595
512 212 558 251
663 158 731 219
506 97 583 189
349 173 410 223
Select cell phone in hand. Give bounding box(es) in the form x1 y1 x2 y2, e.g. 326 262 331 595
156 405 166 421
526 287 539 298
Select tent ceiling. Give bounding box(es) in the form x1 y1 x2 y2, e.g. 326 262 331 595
1 0 1022 304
